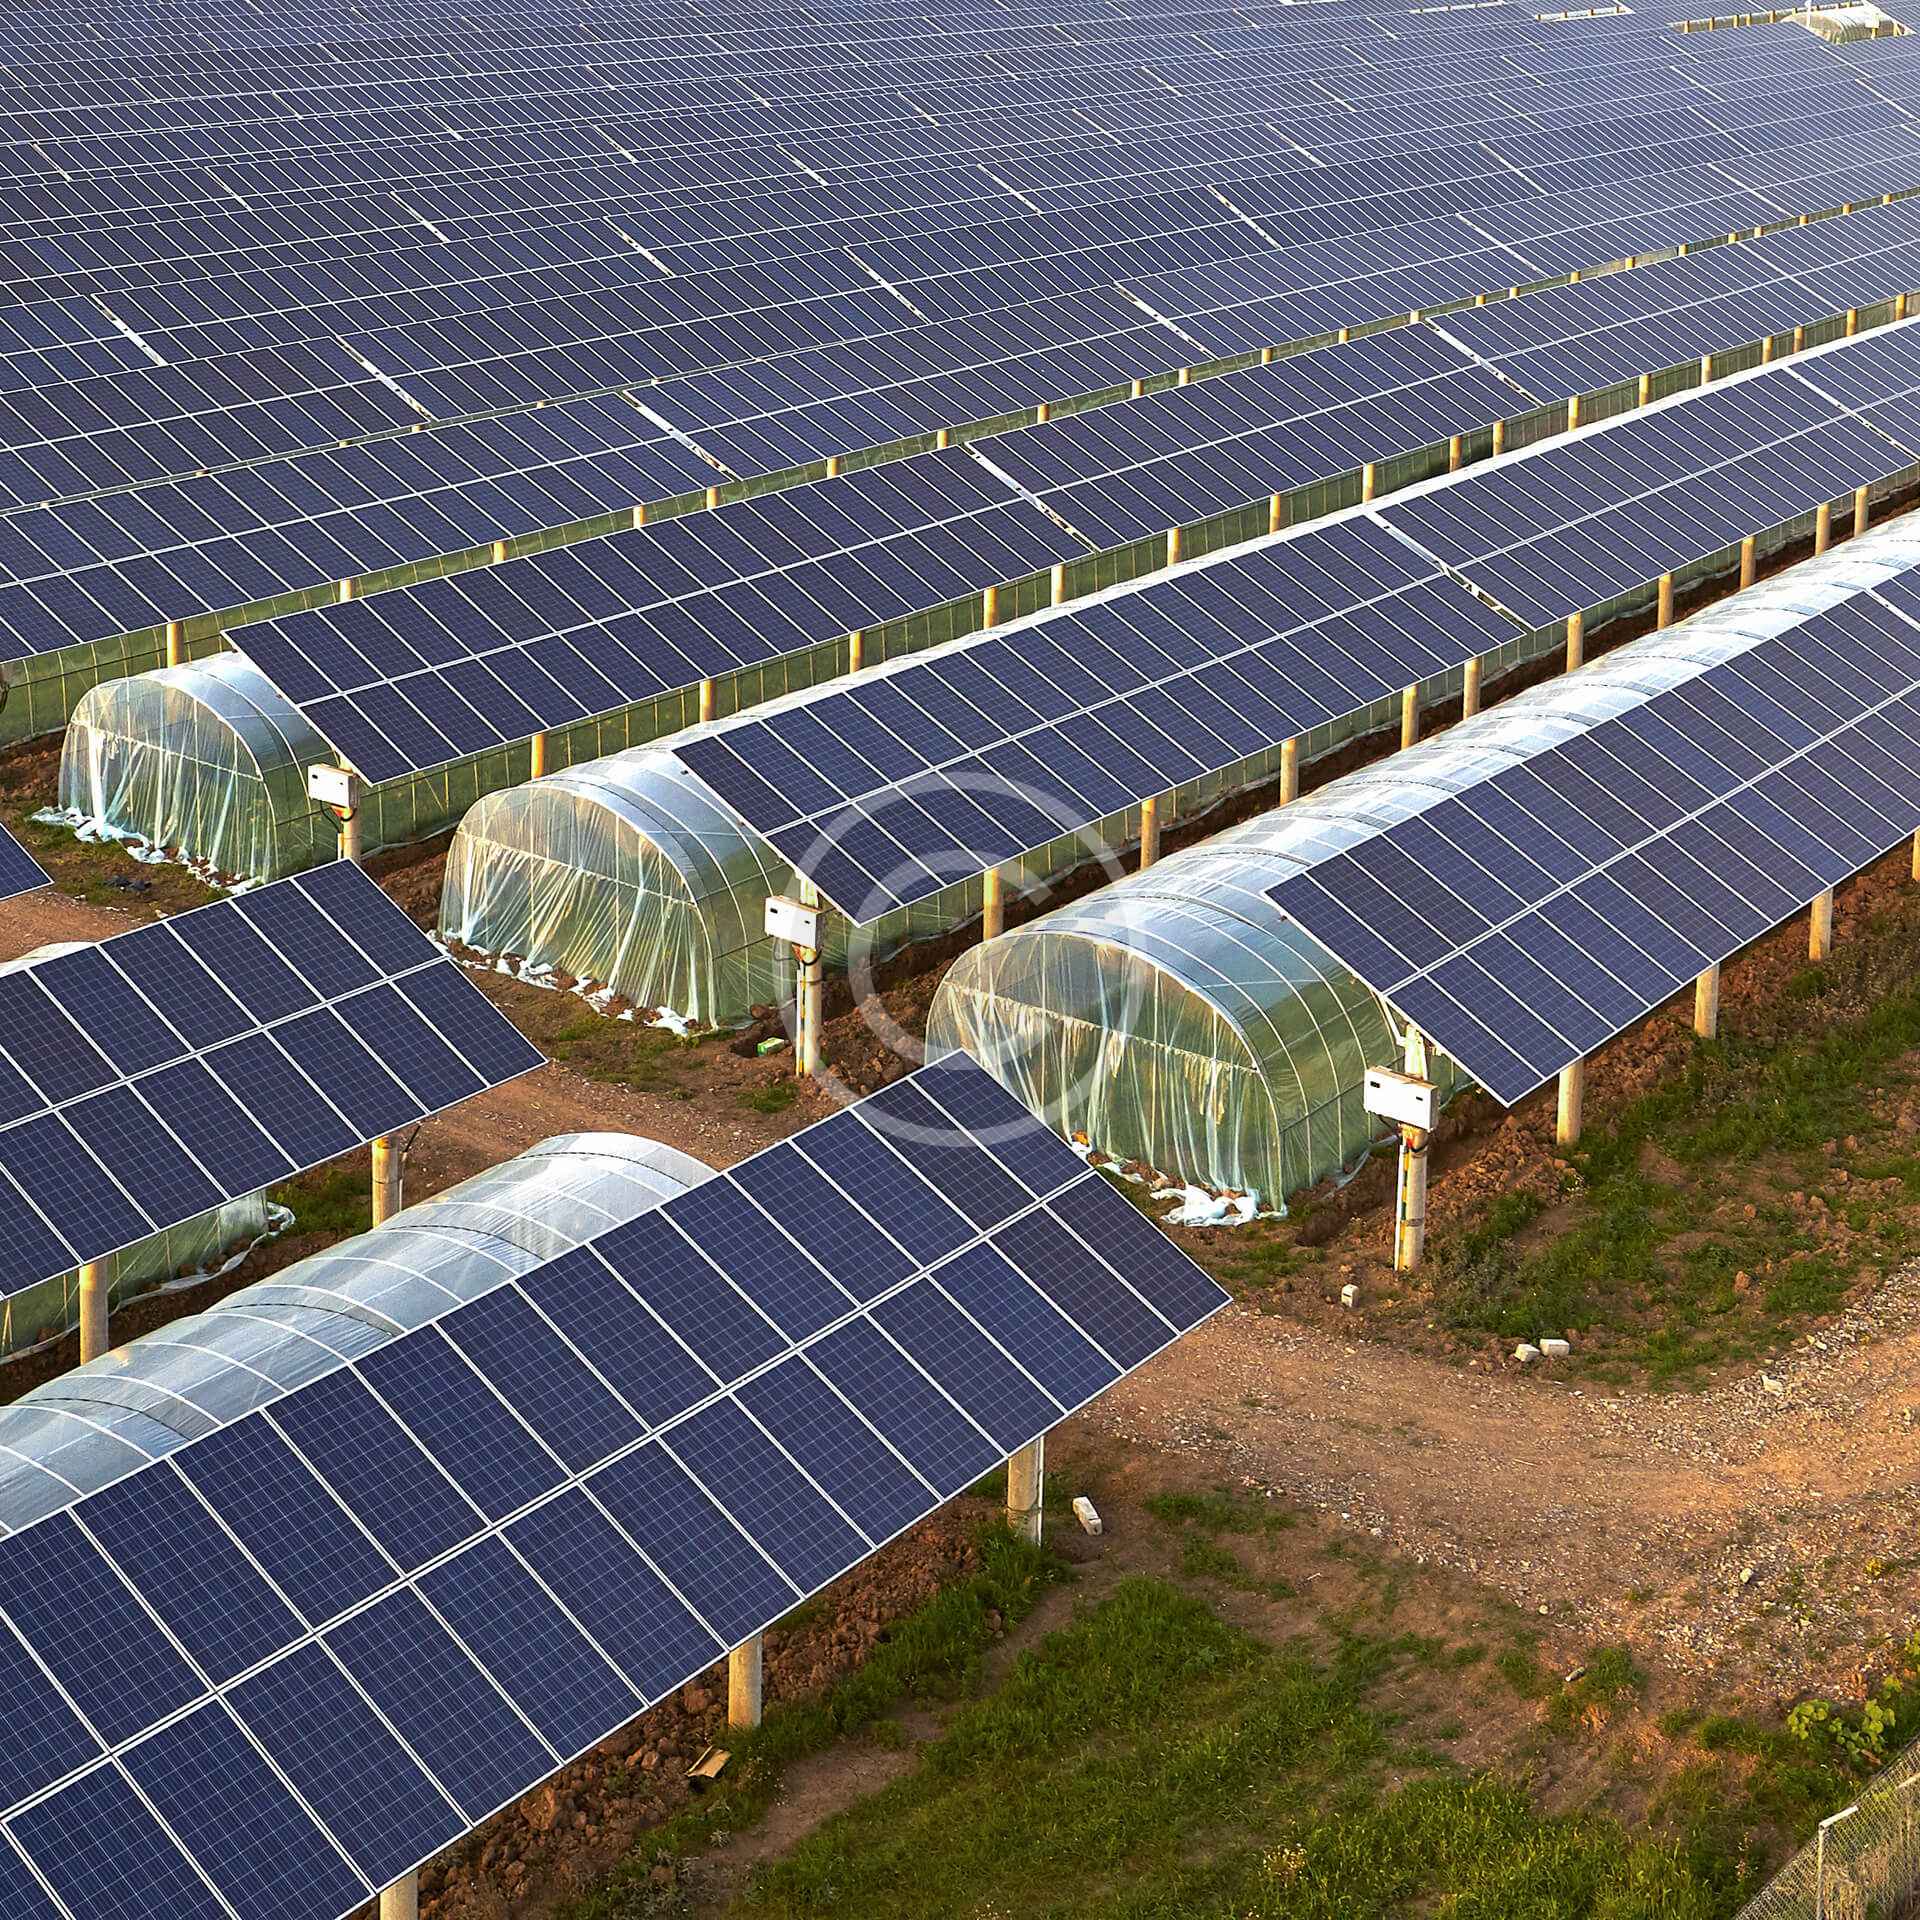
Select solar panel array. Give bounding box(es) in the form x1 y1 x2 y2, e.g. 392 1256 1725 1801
1268 573 1920 1103
671 316 1920 923
0 862 543 1300
0 1053 1227 1920
677 518 1516 920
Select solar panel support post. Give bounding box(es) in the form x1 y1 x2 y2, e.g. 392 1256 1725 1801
1739 536 1758 589
1556 1059 1585 1148
1761 336 1775 365
1279 737 1300 804
1637 373 1653 407
1177 368 1193 387
1491 419 1507 457
1006 1431 1045 1544
1049 565 1068 607
796 877 823 1079
729 1635 764 1728
1388 1030 1432 1273
705 486 722 510
372 1135 402 1226
982 865 1006 940
1816 501 1834 555
1854 486 1871 537
849 629 867 672
1699 354 1713 386
1166 525 1183 568
699 679 717 724
1268 492 1286 536
1566 394 1582 431
982 584 1001 628
1565 610 1584 674
1695 962 1721 1040
1361 463 1378 503
164 620 185 670
76 1261 108 1364
338 577 358 604
1912 830 1920 884
1899 295 1910 322
490 540 509 565
1846 308 1861 338
1657 573 1675 627
1034 403 1051 423
825 456 843 478
1140 795 1162 869
530 732 548 780
378 1873 418 1920
1810 887 1835 963
1336 329 1351 346
633 503 649 529
1793 324 1807 353
1400 685 1419 751
936 428 953 449
1461 657 1483 720
1447 435 1464 472
1260 347 1277 366
1128 380 1146 400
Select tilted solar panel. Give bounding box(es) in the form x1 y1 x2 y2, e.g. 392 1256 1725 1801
675 517 1519 922
0 1052 1227 1920
1268 585 1920 1104
0 861 543 1298
0 823 48 906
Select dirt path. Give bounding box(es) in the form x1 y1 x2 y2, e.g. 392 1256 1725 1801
1088 1271 1920 1698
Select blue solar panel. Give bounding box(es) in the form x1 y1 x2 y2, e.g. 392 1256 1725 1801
0 826 47 908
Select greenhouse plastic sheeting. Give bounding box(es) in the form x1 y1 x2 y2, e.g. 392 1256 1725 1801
441 748 804 1027
0 1131 712 1535
0 941 275 1363
929 524 1920 1208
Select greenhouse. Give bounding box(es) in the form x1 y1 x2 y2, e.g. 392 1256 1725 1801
0 1130 711 1532
0 938 277 1366
928 521 1920 1209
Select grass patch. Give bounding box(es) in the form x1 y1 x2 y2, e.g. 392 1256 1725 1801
272 1163 371 1239
560 1526 1057 1920
739 1079 799 1115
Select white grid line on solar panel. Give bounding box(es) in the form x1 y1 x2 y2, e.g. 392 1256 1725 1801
0 863 542 1299
0 822 47 906
0 412 716 666
224 446 1090 785
1373 345 1920 628
1267 585 1920 1104
673 516 1518 922
0 1058 1226 1920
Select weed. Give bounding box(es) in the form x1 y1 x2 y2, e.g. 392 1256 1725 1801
740 1079 798 1114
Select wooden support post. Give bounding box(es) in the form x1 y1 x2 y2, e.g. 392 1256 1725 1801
1854 485 1870 536
1809 887 1834 962
982 865 1005 940
1139 794 1162 868
1815 501 1833 554
1400 684 1419 750
1165 525 1183 567
728 1636 764 1729
1279 737 1299 804
1556 1059 1584 1147
1657 572 1675 627
1006 1434 1044 1544
1694 962 1720 1040
1739 535 1757 589
164 620 185 669
1461 655 1482 719
372 1135 402 1227
848 629 866 673
1565 609 1584 673
77 1262 108 1364
529 731 548 779
698 678 717 724
1447 433 1464 471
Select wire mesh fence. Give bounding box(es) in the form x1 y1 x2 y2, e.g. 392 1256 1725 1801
1739 1740 1920 1920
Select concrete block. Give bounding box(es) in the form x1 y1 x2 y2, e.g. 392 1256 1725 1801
1540 1338 1571 1358
1340 1283 1360 1309
1513 1343 1540 1365
1072 1496 1103 1536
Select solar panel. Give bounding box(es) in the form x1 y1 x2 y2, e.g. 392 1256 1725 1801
0 823 48 905
0 861 543 1298
676 516 1518 922
0 1052 1228 1920
1269 586 1920 1104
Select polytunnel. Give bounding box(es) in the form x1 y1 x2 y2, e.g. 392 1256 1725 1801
0 939 276 1365
929 523 1920 1209
0 1130 713 1534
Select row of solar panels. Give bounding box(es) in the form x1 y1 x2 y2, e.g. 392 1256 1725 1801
672 320 1920 923
0 1054 1227 1920
214 236 1920 789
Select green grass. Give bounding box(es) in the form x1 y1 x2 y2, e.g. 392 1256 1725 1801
559 1526 1057 1920
730 1582 1775 1920
272 1163 371 1239
739 1079 799 1115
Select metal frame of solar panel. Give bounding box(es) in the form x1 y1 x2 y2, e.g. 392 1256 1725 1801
676 515 1518 921
0 860 543 1300
0 1052 1227 1920
1267 569 1920 1104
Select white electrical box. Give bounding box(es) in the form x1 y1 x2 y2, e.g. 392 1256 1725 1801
306 764 362 812
1363 1066 1437 1129
764 894 822 948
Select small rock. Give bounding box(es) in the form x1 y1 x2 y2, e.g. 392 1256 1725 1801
1740 1566 1756 1586
1761 1373 1786 1395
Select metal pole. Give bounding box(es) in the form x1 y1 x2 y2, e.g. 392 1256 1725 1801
698 679 717 724
379 1877 419 1920
1739 536 1757 589
1656 573 1675 627
1854 484 1871 536
164 621 185 669
1461 656 1483 719
728 1635 764 1728
1810 887 1834 962
982 866 1005 941
371 1136 402 1227
1556 1059 1585 1147
1279 738 1299 803
1815 501 1834 554
1393 1028 1430 1273
1400 685 1419 750
796 879 823 1079
77 1262 108 1364
339 804 364 867
1565 610 1584 673
1139 795 1161 869
1694 963 1720 1039
1006 1433 1045 1544
529 732 548 780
